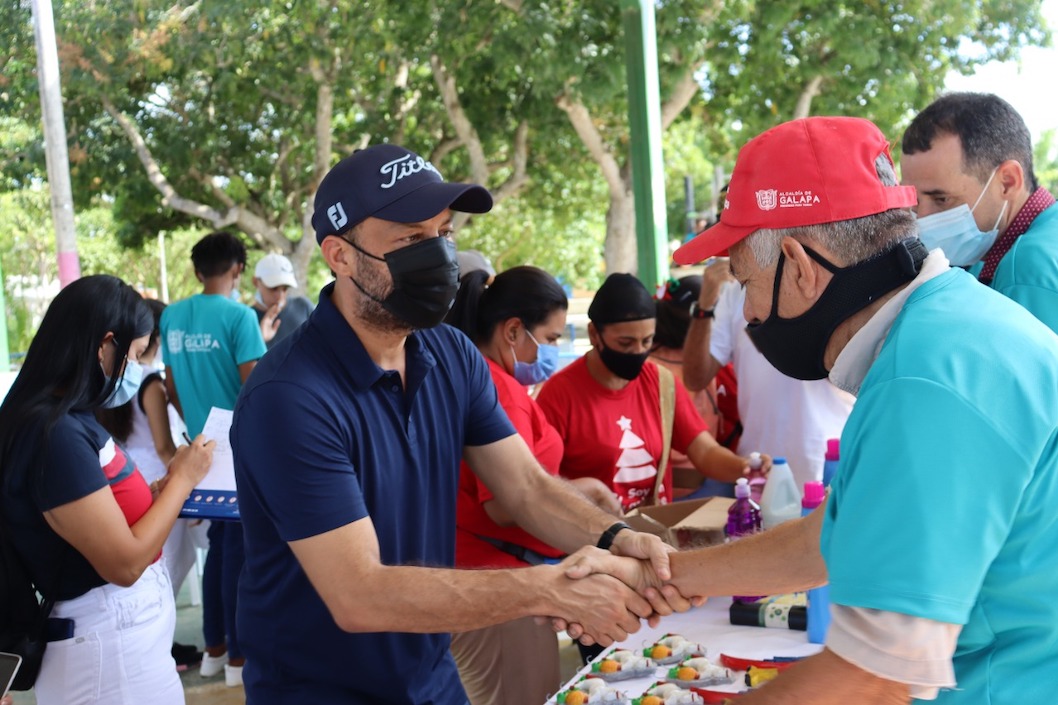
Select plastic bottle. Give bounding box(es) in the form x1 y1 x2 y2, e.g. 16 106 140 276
758 458 800 530
802 480 830 644
746 451 766 504
725 478 763 603
725 477 762 539
822 438 840 488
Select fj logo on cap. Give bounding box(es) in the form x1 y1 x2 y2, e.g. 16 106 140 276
327 203 348 231
755 189 778 211
379 154 441 189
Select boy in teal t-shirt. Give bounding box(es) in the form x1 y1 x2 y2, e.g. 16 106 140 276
160 231 265 687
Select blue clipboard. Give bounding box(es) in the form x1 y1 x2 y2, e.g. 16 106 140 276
180 490 240 520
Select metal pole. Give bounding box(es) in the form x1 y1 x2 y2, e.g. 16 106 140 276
621 0 668 289
32 0 81 287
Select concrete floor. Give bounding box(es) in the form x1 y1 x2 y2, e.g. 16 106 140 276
11 579 584 704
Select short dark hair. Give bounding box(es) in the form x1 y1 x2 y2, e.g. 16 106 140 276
902 92 1037 191
191 231 248 278
445 266 568 344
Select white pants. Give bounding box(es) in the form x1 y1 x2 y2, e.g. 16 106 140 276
34 563 184 705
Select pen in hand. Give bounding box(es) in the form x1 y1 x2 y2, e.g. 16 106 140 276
182 432 192 445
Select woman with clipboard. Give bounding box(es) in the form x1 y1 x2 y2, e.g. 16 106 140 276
0 276 214 704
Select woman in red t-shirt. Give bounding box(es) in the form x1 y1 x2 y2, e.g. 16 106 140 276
0 276 213 704
444 266 620 705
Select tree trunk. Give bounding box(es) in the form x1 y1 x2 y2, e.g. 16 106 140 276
604 185 638 274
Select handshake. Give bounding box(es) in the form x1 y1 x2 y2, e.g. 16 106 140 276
532 531 701 647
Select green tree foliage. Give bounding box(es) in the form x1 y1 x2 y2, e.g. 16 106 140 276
0 0 1050 296
1035 128 1058 194
703 0 1049 144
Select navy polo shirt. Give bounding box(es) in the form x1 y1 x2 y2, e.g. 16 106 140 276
232 282 515 705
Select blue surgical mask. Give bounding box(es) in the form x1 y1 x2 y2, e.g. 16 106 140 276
102 359 144 409
512 330 559 386
915 168 1008 267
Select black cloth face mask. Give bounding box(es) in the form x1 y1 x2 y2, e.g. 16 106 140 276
598 341 651 381
348 236 461 330
746 238 928 380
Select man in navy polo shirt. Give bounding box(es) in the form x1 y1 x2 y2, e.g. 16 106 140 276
231 145 683 704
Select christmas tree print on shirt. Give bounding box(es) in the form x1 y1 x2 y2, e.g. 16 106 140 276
611 415 660 510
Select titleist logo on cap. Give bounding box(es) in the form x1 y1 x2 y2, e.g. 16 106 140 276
380 154 441 189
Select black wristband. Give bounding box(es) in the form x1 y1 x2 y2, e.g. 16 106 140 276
689 301 715 319
596 521 632 551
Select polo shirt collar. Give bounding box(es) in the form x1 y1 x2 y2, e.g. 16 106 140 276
829 250 950 396
311 282 437 391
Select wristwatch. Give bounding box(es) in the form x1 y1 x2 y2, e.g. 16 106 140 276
689 301 715 320
596 521 632 551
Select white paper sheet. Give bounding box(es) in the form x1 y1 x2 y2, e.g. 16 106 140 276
195 407 236 492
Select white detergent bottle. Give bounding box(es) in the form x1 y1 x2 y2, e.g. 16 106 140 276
759 457 801 529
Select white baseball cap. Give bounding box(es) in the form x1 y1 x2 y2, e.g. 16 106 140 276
254 253 298 288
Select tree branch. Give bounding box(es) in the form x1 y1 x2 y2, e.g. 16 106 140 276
430 53 489 184
793 75 825 119
101 95 289 249
556 86 625 200
661 62 705 130
429 137 462 165
491 120 530 202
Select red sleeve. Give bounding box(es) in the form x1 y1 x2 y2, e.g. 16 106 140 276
475 369 536 503
535 372 571 442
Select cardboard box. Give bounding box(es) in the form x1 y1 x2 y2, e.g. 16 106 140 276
624 497 735 549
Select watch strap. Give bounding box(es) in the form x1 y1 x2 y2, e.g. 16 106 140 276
690 301 715 319
596 521 632 551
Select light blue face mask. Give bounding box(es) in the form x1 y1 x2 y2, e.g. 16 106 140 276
915 168 1008 267
512 329 559 386
102 358 144 409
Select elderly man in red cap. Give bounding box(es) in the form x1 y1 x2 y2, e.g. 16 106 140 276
571 117 1058 704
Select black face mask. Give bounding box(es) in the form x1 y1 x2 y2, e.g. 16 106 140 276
746 238 928 380
348 236 461 330
598 341 651 381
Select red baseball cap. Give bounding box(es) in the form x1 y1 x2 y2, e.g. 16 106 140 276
674 117 917 265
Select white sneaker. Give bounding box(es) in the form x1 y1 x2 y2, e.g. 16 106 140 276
200 652 226 678
224 663 244 687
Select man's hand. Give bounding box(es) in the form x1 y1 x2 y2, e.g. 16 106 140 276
259 300 284 343
554 534 706 641
700 258 733 308
610 529 671 581
537 547 655 646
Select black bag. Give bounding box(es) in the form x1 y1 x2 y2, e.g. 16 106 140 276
0 526 53 691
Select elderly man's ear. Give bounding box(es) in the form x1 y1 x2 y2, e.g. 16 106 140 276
780 237 832 302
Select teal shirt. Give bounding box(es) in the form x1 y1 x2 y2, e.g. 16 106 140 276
822 269 1058 704
990 203 1058 333
161 294 266 437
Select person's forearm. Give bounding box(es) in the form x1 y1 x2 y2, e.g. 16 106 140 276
316 555 648 647
732 649 910 705
503 470 623 554
669 505 827 597
683 320 722 391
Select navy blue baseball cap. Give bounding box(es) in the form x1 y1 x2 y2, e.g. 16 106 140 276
311 144 493 244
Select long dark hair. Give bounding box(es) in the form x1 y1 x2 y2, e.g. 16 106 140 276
95 298 167 443
0 276 154 487
445 266 568 344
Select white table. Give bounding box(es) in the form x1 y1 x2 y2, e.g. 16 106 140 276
548 598 823 702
